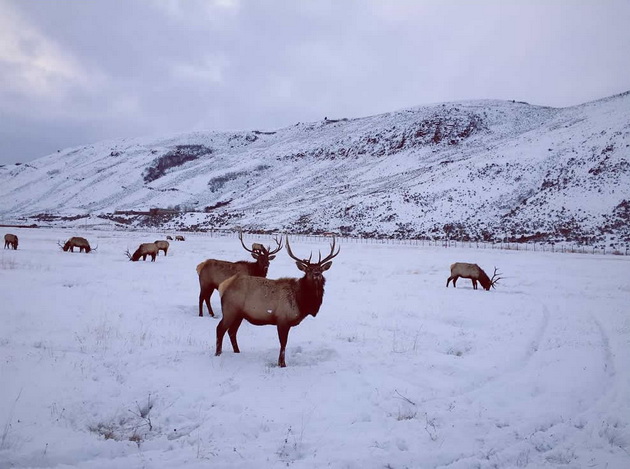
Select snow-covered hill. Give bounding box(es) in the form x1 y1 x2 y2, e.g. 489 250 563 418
1 92 629 244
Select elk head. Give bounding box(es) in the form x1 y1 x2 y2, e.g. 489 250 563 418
285 235 340 299
238 231 283 275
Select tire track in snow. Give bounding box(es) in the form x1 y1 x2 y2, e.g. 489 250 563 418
591 314 616 380
436 305 620 469
423 301 550 404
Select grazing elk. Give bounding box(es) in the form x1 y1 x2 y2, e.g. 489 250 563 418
59 237 93 253
154 240 170 256
4 234 18 250
216 236 340 367
446 263 501 290
175 235 185 241
126 243 159 262
196 232 282 317
166 235 173 240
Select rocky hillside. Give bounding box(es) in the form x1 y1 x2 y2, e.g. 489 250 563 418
1 92 629 245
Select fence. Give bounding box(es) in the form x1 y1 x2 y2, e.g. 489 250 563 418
151 229 630 257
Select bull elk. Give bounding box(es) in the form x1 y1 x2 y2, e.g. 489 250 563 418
4 234 18 250
196 232 282 317
446 263 501 290
126 243 159 261
154 240 170 256
59 237 94 253
216 236 340 367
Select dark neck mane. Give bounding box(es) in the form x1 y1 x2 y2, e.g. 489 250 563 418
296 276 326 317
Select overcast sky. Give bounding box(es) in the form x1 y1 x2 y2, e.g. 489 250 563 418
1 0 629 165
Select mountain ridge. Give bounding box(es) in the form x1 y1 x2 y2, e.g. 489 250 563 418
1 92 629 245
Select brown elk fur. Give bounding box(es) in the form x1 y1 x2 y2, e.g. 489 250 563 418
216 236 339 367
4 234 18 250
62 237 91 253
128 243 158 261
154 240 170 256
196 233 282 317
446 262 500 291
175 235 185 241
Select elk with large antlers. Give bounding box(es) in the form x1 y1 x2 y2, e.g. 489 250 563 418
4 234 18 250
216 236 340 367
196 232 283 317
59 237 94 253
446 263 501 290
126 243 159 262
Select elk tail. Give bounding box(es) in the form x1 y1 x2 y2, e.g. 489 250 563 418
218 275 239 296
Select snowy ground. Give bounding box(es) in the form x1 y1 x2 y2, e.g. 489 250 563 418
1 228 629 468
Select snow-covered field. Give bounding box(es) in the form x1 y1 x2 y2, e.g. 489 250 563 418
1 228 629 468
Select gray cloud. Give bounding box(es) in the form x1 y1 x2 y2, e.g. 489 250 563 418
1 0 629 164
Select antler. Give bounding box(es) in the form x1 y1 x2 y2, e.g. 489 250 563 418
125 249 132 260
57 240 65 250
267 235 283 255
286 236 339 266
239 231 283 256
318 236 340 265
285 236 310 266
238 230 255 253
490 267 502 289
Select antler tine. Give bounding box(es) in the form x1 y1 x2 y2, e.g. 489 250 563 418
490 267 502 289
124 249 132 260
238 230 254 253
285 236 309 265
267 234 283 255
318 236 340 265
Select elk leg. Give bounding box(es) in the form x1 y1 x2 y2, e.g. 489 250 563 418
452 276 458 287
472 279 477 290
199 287 215 317
446 276 453 287
277 325 290 368
151 254 156 262
198 290 205 317
228 317 244 353
215 319 228 356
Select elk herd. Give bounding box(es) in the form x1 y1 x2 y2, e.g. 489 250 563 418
3 230 501 367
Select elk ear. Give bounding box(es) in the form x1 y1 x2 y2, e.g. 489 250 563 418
321 261 333 271
296 262 307 272
250 252 259 260
268 255 276 260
